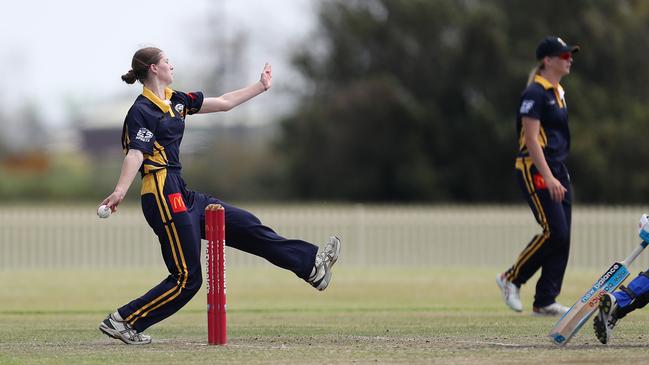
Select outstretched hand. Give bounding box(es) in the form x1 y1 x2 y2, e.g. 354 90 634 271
260 63 272 91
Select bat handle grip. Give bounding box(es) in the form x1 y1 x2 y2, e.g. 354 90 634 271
622 241 649 266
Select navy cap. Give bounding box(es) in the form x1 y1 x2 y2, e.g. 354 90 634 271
536 36 580 60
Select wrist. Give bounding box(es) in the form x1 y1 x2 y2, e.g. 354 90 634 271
259 81 268 92
540 173 554 183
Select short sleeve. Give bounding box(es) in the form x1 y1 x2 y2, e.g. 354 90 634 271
518 87 544 120
175 90 204 115
124 107 156 155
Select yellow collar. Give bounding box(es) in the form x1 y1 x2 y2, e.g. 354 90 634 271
534 75 565 108
142 87 175 116
534 75 564 94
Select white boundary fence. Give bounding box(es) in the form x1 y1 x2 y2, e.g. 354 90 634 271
1 204 648 270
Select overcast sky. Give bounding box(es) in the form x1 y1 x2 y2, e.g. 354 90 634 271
0 0 316 127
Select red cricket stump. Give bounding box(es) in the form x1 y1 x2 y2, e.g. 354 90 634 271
206 204 226 345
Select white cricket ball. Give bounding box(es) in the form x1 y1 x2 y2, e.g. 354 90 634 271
97 205 112 219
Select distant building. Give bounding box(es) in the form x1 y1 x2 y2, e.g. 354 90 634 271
74 99 133 157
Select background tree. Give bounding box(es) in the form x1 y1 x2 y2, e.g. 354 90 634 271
275 0 649 203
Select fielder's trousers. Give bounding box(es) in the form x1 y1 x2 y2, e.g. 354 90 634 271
504 158 572 308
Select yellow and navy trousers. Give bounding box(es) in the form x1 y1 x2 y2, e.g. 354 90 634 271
117 169 319 332
505 157 572 308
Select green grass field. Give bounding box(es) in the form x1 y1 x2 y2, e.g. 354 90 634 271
1 267 649 364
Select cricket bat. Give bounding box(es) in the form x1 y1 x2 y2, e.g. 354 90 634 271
548 239 649 346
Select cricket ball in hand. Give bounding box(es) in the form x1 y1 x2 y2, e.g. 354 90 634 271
97 205 112 219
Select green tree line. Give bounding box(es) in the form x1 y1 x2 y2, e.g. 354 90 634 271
3 0 649 204
274 0 649 203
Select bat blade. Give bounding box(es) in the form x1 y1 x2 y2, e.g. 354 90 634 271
548 262 630 345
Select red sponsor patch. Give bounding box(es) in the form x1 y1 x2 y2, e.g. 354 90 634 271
187 92 197 100
533 174 547 190
168 193 187 213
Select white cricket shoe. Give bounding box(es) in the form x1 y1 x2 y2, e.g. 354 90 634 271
496 273 523 312
593 293 619 344
99 313 152 345
532 302 569 316
308 236 341 291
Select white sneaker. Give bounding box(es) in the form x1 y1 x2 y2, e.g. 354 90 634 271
308 236 341 291
593 293 619 344
99 313 152 345
532 302 569 316
496 273 522 312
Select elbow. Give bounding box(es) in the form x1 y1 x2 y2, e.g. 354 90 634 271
218 97 237 112
220 103 234 112
525 136 538 148
128 149 144 164
208 96 236 112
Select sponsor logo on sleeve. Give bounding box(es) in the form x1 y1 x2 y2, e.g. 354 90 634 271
135 128 153 143
174 103 184 114
520 99 535 114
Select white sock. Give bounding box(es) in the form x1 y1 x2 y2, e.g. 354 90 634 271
113 311 123 321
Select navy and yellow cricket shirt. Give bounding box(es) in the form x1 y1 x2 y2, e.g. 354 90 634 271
121 87 204 175
516 75 570 165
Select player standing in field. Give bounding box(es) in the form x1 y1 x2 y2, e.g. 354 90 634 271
594 214 649 344
496 37 579 316
97 47 341 345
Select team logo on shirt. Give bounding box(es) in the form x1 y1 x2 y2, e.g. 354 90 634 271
136 128 153 143
175 104 184 114
520 100 535 114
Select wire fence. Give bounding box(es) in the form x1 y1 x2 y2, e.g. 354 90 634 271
1 204 648 270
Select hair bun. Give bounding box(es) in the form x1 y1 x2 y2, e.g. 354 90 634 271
123 47 163 85
121 69 137 84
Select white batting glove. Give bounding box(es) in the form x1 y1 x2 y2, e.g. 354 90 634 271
639 214 649 242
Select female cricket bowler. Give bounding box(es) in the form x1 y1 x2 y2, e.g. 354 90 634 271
496 37 579 316
97 47 341 345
